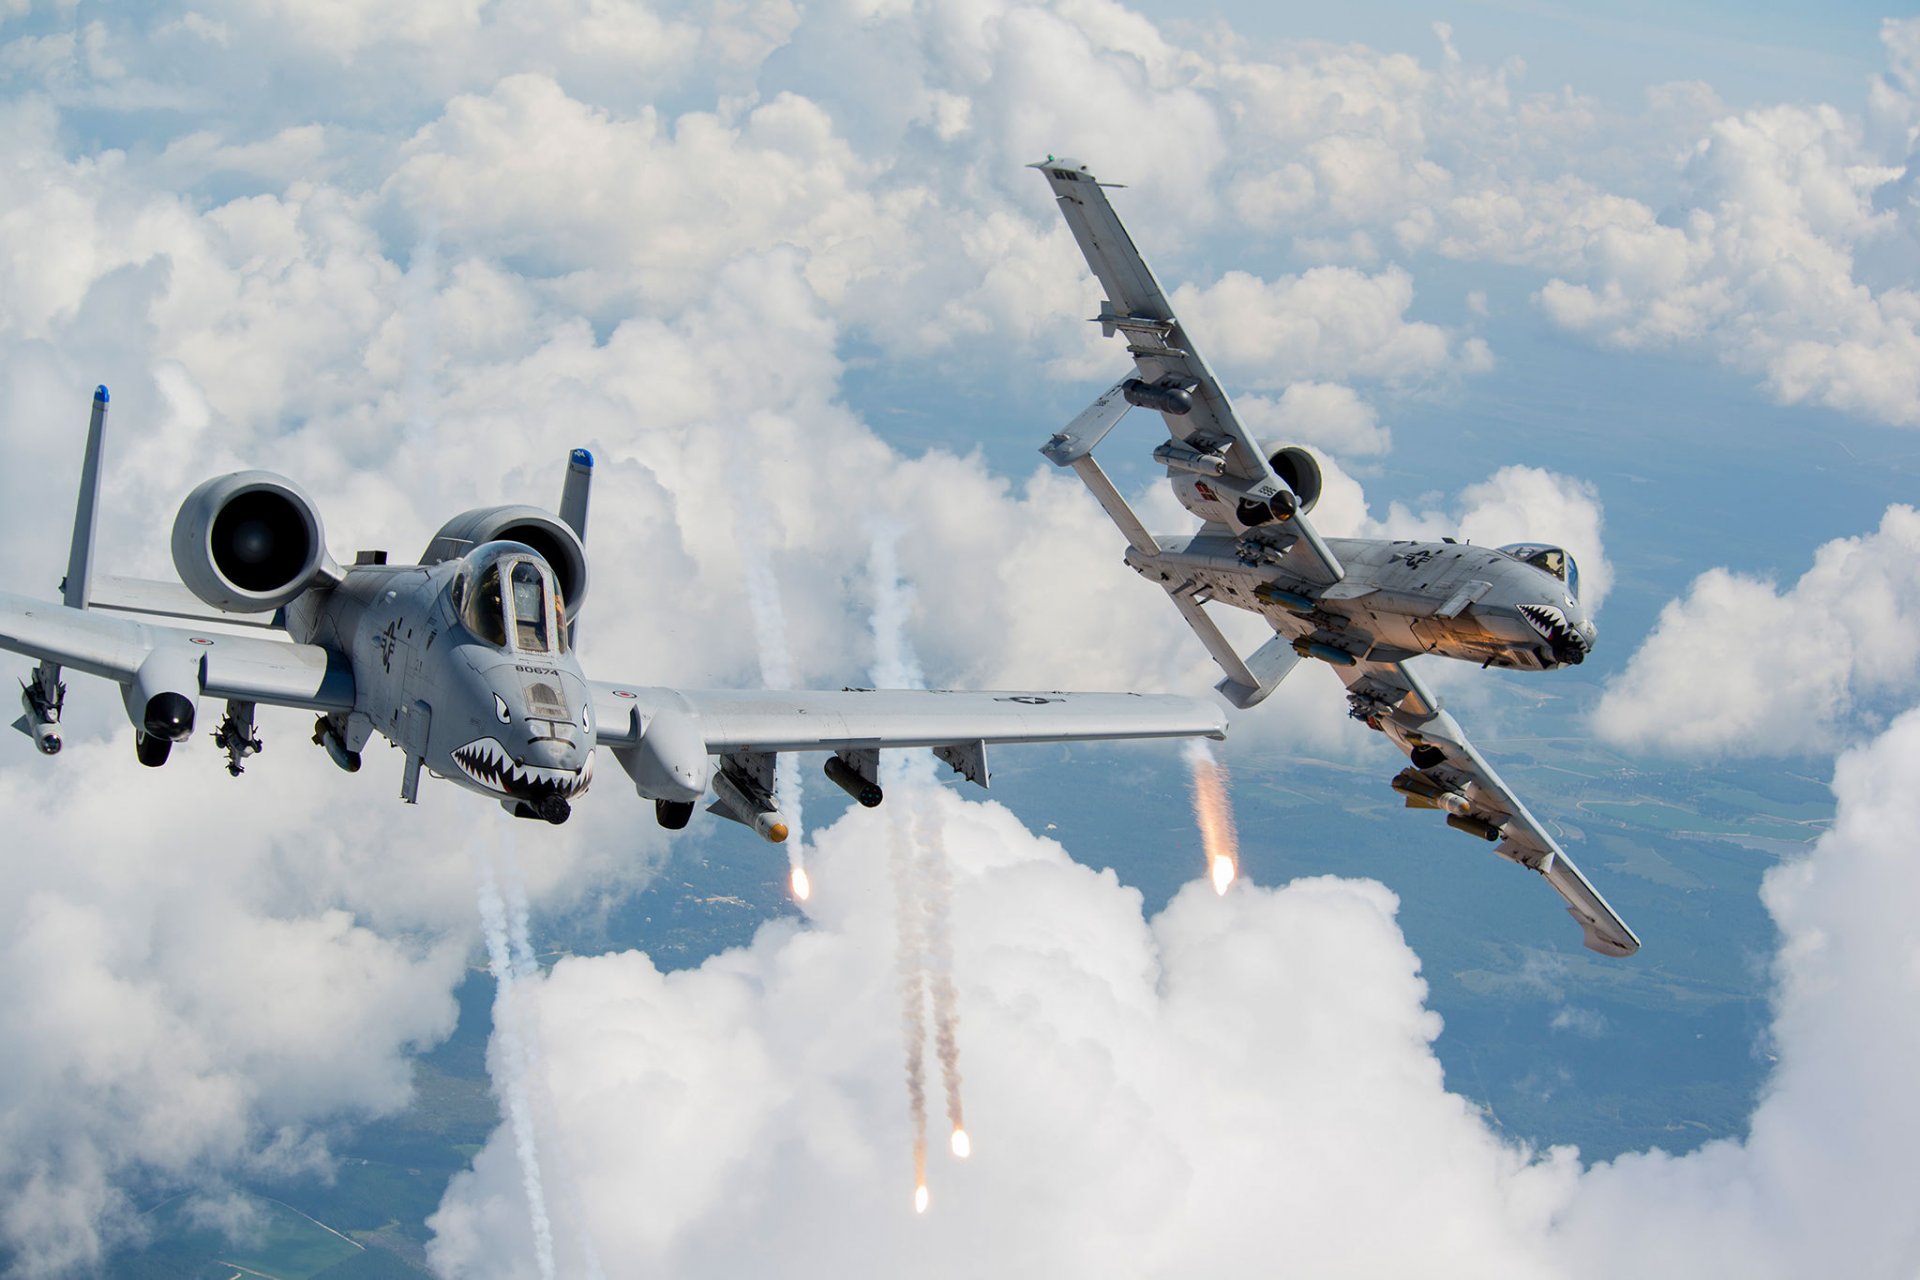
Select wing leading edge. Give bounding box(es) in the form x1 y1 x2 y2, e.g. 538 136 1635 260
590 683 1225 754
1033 156 1342 585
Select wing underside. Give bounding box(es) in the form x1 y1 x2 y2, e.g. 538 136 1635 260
0 588 354 712
1339 657 1640 957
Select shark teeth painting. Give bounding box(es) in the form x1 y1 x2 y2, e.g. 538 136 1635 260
452 737 596 799
1518 603 1589 657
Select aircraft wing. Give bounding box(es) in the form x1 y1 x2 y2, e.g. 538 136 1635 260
1337 656 1640 957
0 588 354 711
589 683 1225 755
1034 158 1342 586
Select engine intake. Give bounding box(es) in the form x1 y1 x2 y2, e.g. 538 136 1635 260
423 506 588 621
172 471 338 612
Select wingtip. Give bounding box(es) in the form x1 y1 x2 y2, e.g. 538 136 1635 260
93 384 109 404
569 447 594 469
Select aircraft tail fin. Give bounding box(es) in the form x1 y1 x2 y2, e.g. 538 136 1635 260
560 447 593 542
62 385 110 610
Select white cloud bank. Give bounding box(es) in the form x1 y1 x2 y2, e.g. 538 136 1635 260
1594 505 1920 754
428 708 1920 1279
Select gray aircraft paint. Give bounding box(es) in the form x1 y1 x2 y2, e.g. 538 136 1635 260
1034 157 1638 957
2 393 1225 839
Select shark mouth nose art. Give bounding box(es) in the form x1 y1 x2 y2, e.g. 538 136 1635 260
452 736 595 797
1517 603 1590 661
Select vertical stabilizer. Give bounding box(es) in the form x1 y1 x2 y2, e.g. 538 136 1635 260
559 447 593 542
62 385 109 610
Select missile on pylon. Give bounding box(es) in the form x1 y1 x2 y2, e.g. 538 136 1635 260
711 766 790 843
14 691 60 755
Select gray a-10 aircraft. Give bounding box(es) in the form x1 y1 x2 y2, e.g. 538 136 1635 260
0 386 1224 838
1034 158 1638 957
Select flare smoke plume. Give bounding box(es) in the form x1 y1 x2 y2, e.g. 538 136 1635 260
1185 740 1240 894
868 527 969 1204
474 837 557 1280
919 809 968 1152
476 833 606 1280
736 492 809 895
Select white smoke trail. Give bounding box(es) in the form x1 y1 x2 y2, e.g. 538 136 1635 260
867 527 924 692
870 527 935 1206
888 795 931 1210
917 808 967 1155
866 526 971 1194
493 834 607 1280
473 834 557 1280
734 485 808 893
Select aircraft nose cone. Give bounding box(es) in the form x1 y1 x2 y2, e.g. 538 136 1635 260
519 737 575 771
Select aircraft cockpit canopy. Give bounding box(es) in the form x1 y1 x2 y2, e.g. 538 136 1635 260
451 541 568 655
1498 543 1581 599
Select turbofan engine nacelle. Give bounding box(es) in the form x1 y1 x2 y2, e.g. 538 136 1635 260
172 471 340 613
1168 446 1324 532
1264 446 1323 516
423 506 588 622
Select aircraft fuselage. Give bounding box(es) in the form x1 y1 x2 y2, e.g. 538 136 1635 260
1127 533 1595 673
283 548 595 819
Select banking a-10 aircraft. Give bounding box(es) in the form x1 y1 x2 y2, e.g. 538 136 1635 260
1034 158 1639 957
1 387 1224 837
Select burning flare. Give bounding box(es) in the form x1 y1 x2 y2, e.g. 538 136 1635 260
915 1182 930 1214
789 862 812 901
950 1127 971 1159
1210 853 1237 894
1186 742 1241 895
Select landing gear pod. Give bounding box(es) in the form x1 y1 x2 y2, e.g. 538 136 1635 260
122 647 200 766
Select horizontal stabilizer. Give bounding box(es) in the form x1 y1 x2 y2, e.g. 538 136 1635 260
1167 592 1260 694
1214 633 1302 710
1040 378 1133 467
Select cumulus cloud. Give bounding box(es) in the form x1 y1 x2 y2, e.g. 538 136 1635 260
1170 266 1490 390
1593 505 1920 754
428 707 1920 1278
1554 706 1920 1276
426 783 1579 1278
0 744 477 1274
1237 380 1391 456
1530 93 1920 427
